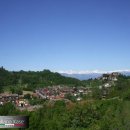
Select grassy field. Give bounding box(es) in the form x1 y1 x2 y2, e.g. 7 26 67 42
122 101 130 129
23 90 33 95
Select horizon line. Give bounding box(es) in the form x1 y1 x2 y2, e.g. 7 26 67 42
1 67 130 74
56 69 130 74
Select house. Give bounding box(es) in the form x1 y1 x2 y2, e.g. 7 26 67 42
0 93 19 103
99 85 102 89
104 83 111 88
17 99 29 107
79 89 84 93
102 72 119 81
0 101 3 106
77 97 82 101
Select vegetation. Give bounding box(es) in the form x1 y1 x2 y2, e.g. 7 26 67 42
106 75 130 100
1 67 130 129
0 67 82 92
82 78 103 88
0 99 130 130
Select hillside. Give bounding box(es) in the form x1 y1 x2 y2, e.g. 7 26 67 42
1 67 130 129
0 67 82 90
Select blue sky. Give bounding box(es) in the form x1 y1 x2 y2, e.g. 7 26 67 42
0 0 130 72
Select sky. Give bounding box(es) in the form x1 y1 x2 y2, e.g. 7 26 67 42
0 0 130 73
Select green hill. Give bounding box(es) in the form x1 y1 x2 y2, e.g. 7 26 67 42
0 67 82 91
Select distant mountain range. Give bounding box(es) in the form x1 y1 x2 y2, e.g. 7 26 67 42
61 73 102 80
122 71 130 76
60 71 130 80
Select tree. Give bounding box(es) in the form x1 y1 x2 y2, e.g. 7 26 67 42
24 94 31 99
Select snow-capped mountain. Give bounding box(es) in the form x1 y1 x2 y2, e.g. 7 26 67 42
60 70 130 80
61 73 102 80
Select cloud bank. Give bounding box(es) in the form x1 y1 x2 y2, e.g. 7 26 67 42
55 69 130 74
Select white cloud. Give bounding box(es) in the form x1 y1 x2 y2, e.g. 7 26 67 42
53 69 130 74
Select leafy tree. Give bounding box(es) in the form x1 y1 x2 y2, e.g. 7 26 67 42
24 94 31 99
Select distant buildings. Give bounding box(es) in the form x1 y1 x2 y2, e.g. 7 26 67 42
98 72 120 98
102 72 120 81
0 93 19 105
36 86 92 101
0 93 30 107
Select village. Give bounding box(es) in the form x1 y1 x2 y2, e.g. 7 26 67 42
0 72 120 111
0 85 92 111
36 85 92 101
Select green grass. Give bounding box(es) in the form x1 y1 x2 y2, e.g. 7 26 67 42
121 101 130 129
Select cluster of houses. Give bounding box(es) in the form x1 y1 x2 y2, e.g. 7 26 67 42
0 72 121 108
99 72 120 89
0 92 42 111
99 72 120 98
0 92 29 107
0 93 18 105
0 86 92 110
101 72 120 81
36 85 92 101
